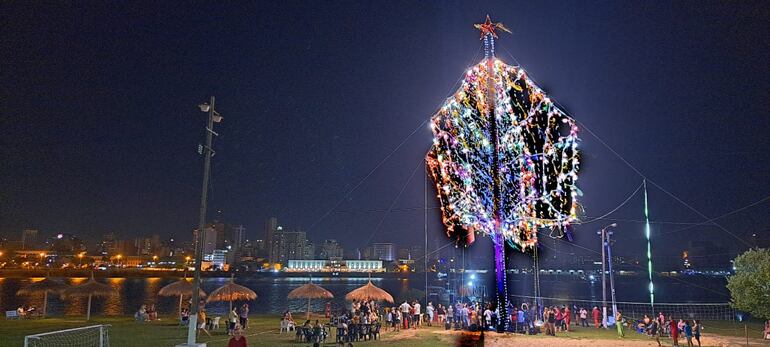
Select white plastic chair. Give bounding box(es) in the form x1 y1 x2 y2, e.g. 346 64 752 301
212 316 221 330
280 319 290 333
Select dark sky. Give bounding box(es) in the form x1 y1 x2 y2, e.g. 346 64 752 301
2 1 769 261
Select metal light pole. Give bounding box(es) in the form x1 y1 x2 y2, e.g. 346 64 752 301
184 96 221 347
598 223 616 328
606 227 618 323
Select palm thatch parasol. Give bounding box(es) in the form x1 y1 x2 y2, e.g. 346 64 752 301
16 274 69 317
61 273 115 321
345 281 394 303
206 275 257 312
287 281 333 319
158 275 207 316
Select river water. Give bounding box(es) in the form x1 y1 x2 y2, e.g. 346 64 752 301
0 274 729 317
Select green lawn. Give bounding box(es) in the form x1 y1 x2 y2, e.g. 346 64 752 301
0 315 454 347
0 316 765 347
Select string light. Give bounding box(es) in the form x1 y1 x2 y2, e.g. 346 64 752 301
425 56 581 250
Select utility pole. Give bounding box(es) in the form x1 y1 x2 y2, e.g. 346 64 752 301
606 228 618 324
598 223 616 328
183 96 221 347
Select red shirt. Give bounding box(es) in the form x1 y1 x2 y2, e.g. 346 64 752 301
592 308 600 319
228 337 248 347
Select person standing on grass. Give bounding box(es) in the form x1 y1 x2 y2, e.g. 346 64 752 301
669 316 679 347
579 307 588 327
693 320 702 347
684 320 694 347
198 309 211 337
615 310 624 338
426 302 434 326
564 306 572 331
228 307 239 336
649 318 662 347
592 306 601 328
239 304 249 330
413 300 421 328
399 300 411 330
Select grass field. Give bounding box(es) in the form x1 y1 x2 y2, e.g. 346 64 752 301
0 315 766 346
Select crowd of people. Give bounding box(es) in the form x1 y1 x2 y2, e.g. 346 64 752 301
127 296 762 347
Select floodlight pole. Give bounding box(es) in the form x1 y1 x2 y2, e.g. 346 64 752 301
186 96 217 347
598 223 616 329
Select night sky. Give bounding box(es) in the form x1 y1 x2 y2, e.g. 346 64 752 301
2 1 769 262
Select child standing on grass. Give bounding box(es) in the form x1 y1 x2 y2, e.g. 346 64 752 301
615 311 624 338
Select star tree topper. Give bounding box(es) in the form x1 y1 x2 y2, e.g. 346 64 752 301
474 15 512 39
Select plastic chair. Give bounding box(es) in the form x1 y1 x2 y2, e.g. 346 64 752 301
212 317 221 330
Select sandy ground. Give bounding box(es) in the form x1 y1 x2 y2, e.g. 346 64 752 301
423 329 770 347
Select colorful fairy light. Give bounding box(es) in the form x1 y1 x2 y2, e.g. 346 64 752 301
426 15 581 331
425 43 581 250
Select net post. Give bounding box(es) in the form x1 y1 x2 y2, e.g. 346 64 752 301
99 325 104 347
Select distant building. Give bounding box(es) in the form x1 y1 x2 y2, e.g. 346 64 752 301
100 233 116 255
202 225 217 255
265 217 278 263
22 229 39 250
304 241 315 259
233 225 246 251
271 228 307 264
369 243 396 261
286 259 384 272
319 239 344 259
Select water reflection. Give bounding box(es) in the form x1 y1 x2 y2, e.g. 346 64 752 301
0 275 730 318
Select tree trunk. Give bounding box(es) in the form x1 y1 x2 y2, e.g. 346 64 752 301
87 294 92 321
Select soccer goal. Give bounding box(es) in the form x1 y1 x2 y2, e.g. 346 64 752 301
24 324 110 347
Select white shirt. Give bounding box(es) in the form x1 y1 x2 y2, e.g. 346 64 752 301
426 305 434 315
413 303 421 314
399 302 411 313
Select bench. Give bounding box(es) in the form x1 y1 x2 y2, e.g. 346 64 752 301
6 310 20 320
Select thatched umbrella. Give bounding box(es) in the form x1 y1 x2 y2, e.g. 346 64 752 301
16 274 69 317
206 275 257 312
288 281 333 319
345 281 394 303
158 276 207 316
61 273 115 321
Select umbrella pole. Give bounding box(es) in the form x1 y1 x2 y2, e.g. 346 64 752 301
307 297 311 320
229 300 233 313
87 294 92 321
43 290 48 318
179 294 183 317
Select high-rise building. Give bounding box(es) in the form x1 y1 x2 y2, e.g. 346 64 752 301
319 239 344 259
233 225 246 251
265 217 278 263
270 228 307 264
202 225 217 255
370 243 396 261
22 229 39 250
304 241 315 259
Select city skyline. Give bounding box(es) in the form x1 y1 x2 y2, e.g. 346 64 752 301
2 2 768 264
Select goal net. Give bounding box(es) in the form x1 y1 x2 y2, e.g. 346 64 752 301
509 294 735 322
24 325 110 347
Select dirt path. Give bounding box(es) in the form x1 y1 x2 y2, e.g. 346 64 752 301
426 329 770 346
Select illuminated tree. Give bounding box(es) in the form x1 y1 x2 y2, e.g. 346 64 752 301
426 15 581 329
